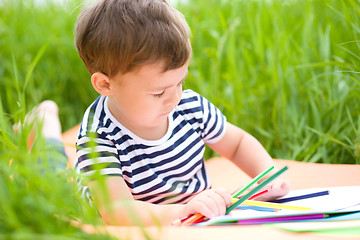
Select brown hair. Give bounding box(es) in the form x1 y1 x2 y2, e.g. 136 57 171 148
75 0 192 77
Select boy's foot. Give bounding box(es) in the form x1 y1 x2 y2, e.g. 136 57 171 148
35 100 62 140
13 100 62 141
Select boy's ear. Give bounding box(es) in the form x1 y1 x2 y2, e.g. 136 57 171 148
91 72 112 96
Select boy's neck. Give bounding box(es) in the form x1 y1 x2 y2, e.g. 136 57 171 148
106 100 169 141
129 118 169 141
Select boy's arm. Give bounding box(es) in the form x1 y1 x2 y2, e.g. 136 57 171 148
87 176 231 226
207 122 290 199
88 176 183 226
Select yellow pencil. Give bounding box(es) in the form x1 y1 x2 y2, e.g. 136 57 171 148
231 198 311 211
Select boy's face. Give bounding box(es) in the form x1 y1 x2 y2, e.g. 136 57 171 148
106 59 190 139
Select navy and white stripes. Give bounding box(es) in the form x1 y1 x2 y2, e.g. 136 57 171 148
75 89 226 204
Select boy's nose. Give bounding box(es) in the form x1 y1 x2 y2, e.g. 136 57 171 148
165 87 182 107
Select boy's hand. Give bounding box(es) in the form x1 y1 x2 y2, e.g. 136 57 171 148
183 188 231 219
253 178 291 201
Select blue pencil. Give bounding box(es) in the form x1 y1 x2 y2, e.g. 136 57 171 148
271 190 329 203
236 205 278 212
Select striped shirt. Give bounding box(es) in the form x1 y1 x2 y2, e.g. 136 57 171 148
75 89 227 204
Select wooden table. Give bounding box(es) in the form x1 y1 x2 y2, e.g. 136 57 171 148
62 125 360 240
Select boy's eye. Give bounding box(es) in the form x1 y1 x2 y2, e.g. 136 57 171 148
152 79 184 98
153 90 165 98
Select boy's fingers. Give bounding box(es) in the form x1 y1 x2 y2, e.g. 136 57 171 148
270 179 290 194
186 188 233 218
196 201 216 219
199 189 230 217
214 187 232 206
187 190 218 218
207 191 226 216
254 179 291 201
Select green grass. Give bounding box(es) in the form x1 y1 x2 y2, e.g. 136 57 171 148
0 104 115 238
0 0 359 236
1 0 359 164
1 1 118 238
178 0 360 164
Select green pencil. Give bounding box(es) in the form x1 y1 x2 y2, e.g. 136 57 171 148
226 166 288 214
232 165 275 198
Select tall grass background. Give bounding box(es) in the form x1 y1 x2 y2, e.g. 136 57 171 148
0 0 359 237
179 0 360 164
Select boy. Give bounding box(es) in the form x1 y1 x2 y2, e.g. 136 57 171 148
75 0 290 226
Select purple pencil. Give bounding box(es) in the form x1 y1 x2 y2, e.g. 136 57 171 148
237 214 326 225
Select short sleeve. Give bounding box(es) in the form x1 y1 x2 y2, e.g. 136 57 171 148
76 131 123 179
198 93 227 144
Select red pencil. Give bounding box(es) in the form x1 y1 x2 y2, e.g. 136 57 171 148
249 189 269 200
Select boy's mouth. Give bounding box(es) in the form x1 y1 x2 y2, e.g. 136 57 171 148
161 110 172 116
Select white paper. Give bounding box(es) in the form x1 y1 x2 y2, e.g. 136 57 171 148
196 186 360 226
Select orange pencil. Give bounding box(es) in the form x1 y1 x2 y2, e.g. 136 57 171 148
181 213 204 226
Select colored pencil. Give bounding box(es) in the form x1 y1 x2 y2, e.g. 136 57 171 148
248 189 269 200
235 205 279 212
232 166 275 198
237 213 327 225
226 166 288 214
271 190 329 203
181 166 275 226
181 213 204 226
231 199 311 211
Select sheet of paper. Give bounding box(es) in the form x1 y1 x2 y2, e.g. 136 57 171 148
271 186 360 211
196 186 360 226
